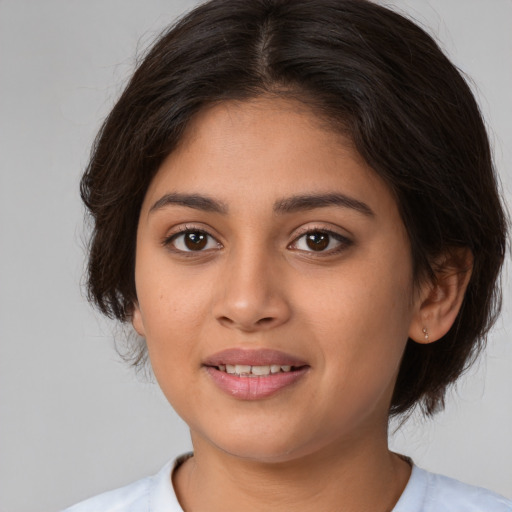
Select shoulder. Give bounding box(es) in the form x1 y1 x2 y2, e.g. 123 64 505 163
424 470 512 511
395 464 512 512
61 457 185 512
61 475 152 512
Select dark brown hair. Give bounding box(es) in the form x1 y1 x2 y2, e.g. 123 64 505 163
81 0 507 417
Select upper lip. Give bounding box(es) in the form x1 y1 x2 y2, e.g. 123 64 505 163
203 348 309 367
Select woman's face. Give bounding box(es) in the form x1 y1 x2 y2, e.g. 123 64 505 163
133 97 423 462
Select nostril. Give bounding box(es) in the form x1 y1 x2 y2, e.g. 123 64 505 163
256 317 275 325
217 315 277 329
218 316 234 325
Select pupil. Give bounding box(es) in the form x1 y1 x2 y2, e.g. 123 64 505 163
185 232 207 250
306 232 329 251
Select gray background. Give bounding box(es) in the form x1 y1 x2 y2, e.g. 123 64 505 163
0 1 510 511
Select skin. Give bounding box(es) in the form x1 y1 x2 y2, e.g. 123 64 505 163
132 97 470 511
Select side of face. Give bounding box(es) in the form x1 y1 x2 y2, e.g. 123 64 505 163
130 97 466 462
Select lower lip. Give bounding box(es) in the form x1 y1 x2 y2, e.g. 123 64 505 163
205 366 309 400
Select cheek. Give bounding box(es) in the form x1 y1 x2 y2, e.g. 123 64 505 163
136 251 214 334
295 249 414 383
134 263 208 382
297 259 413 341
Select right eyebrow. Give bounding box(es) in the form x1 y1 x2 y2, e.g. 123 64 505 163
273 192 374 217
149 193 228 215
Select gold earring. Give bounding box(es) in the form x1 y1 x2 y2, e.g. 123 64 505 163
422 327 429 341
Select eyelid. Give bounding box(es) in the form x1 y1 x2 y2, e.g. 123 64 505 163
288 225 353 254
162 224 223 253
160 223 352 256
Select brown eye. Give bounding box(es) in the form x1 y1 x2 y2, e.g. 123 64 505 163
166 229 220 252
305 232 329 251
184 231 208 250
290 229 351 254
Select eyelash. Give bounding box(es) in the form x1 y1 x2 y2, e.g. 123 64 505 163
162 225 221 255
162 225 352 256
289 227 352 255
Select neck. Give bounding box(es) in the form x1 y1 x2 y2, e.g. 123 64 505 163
173 431 411 512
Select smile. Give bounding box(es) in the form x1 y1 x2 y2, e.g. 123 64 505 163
215 364 298 376
203 348 310 400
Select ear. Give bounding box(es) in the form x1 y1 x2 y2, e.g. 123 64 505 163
408 248 473 344
131 302 146 337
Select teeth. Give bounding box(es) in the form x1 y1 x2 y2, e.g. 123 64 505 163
251 365 270 376
217 364 297 375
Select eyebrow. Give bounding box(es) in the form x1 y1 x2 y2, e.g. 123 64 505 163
149 192 374 217
273 193 374 217
149 193 228 214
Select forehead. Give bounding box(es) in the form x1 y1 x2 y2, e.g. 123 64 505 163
177 96 358 168
142 97 397 217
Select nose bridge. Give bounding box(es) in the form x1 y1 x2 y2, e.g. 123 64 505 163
213 237 290 331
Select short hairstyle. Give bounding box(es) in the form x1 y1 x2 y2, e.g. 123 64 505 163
81 0 507 417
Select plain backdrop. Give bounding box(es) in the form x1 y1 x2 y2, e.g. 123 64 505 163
0 1 511 511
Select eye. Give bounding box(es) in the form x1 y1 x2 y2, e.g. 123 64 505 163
290 230 351 254
165 229 221 252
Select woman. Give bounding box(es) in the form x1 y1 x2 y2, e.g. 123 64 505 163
64 0 510 510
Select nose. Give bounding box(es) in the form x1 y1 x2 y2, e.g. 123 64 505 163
212 247 292 332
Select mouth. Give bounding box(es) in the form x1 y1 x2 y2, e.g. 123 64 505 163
212 363 304 377
203 348 310 399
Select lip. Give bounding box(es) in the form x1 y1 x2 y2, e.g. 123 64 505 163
203 348 308 367
203 348 310 400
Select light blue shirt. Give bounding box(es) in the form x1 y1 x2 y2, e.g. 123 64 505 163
62 455 512 511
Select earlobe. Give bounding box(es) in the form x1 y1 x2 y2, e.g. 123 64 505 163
131 302 146 337
409 248 473 344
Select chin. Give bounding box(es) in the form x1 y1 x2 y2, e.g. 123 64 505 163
220 442 308 464
193 421 328 465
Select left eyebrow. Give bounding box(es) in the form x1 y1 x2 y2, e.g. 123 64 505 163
149 193 228 214
273 193 374 217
